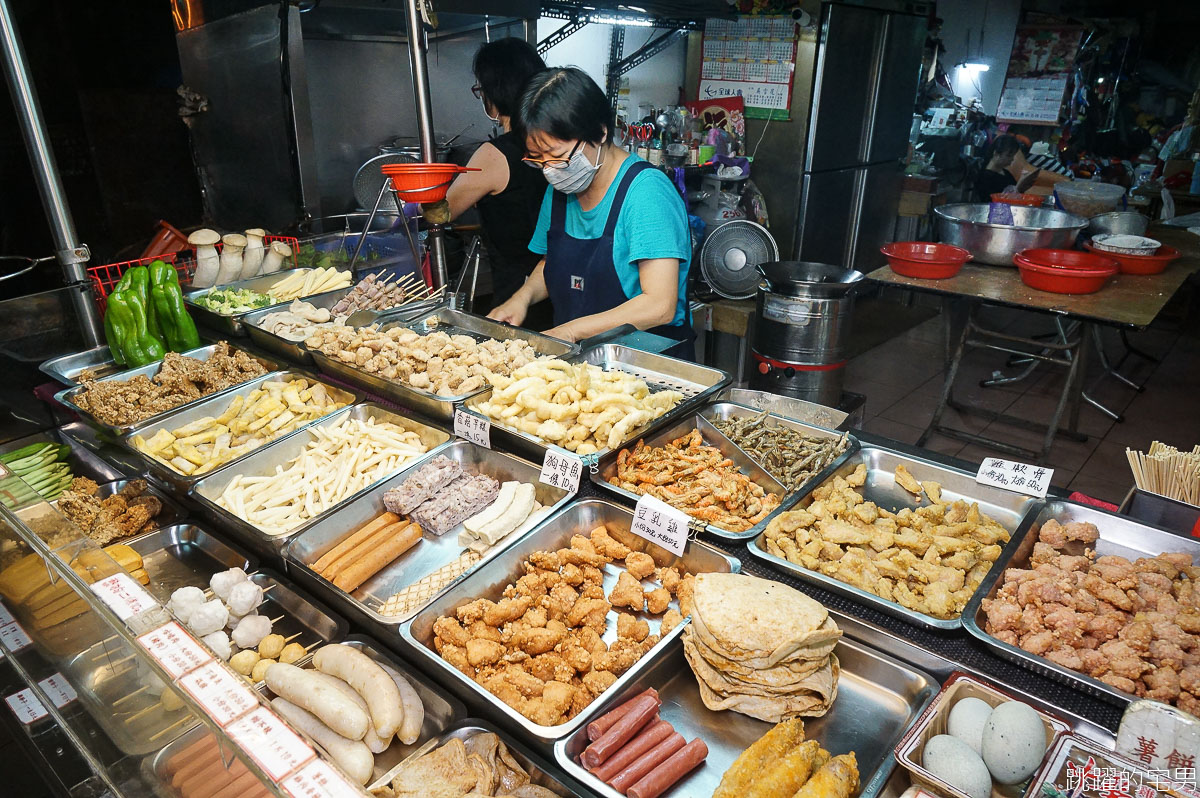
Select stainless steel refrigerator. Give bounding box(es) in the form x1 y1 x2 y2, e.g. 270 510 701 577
791 2 926 270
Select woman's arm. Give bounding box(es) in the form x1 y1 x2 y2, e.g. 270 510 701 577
443 142 509 220
487 259 548 326
544 258 679 342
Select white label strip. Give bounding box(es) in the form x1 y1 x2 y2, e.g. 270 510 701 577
36 673 77 708
540 448 583 493
630 494 690 556
178 662 259 728
227 706 316 781
454 409 491 449
0 622 32 653
975 457 1053 498
90 572 157 621
5 688 48 725
137 622 213 679
0 601 15 626
282 759 364 798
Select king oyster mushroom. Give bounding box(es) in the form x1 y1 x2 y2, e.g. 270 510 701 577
215 232 247 285
188 228 222 288
261 240 292 275
240 228 267 279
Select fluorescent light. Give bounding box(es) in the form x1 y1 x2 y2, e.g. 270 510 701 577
960 62 990 72
590 14 653 26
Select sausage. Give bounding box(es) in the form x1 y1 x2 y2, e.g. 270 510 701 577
171 746 224 788
310 670 390 753
627 738 709 798
581 694 659 769
332 522 423 592
178 757 246 797
314 512 400 573
165 734 217 776
608 732 685 793
325 520 410 580
378 661 425 744
207 770 263 798
264 662 369 740
271 697 375 785
587 688 660 741
590 719 674 782
312 644 404 740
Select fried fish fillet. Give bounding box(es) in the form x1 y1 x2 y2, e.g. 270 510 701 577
792 752 859 798
893 464 922 498
745 740 827 798
714 718 806 798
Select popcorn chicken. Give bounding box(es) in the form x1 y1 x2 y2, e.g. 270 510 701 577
617 612 650 642
609 571 646 612
645 587 671 615
625 551 656 580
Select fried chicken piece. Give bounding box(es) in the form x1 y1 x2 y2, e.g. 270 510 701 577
524 681 575 726
513 625 566 656
467 619 503 642
1145 666 1182 702
543 582 579 622
656 566 682 595
589 525 631 559
467 638 506 667
893 464 923 498
441 644 475 678
595 638 646 675
660 609 685 637
1119 620 1154 653
609 571 645 612
68 476 99 496
582 669 618 697
556 546 608 568
624 552 656 580
616 613 650 643
566 596 611 635
560 635 592 673
1099 673 1137 693
434 616 471 648
677 573 696 617
577 626 607 659
560 563 584 587
484 596 532 627
644 587 671 615
506 572 552 602
1046 647 1084 671
581 565 605 587
569 535 599 556
579 582 606 600
484 675 528 713
456 598 494 625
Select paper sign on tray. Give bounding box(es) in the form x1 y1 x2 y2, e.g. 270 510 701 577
36 673 77 708
631 494 690 556
975 457 1053 498
454 409 491 449
90 572 157 620
5 688 48 725
179 662 258 727
540 449 582 493
227 706 316 781
137 621 213 679
0 621 32 652
283 759 364 798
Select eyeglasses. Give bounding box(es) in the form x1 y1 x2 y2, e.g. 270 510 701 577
522 140 583 170
471 84 483 99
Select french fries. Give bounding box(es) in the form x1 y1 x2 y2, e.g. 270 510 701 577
131 378 348 476
215 416 428 536
269 267 352 301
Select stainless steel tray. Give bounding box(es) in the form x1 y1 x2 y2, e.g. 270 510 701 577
190 404 450 559
140 725 260 798
595 412 797 541
555 631 938 798
461 342 732 465
246 568 347 673
284 439 572 627
240 287 351 366
123 524 255 600
55 343 281 436
0 426 127 486
747 445 1040 631
309 306 576 421
963 499 1200 706
50 479 189 535
184 269 351 336
120 370 360 492
401 497 741 744
718 387 850 430
39 345 120 386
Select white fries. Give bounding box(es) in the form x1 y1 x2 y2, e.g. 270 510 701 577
215 416 429 536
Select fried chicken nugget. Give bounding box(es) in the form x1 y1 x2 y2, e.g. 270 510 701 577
617 612 650 642
645 587 671 615
590 525 631 559
625 551 656 580
484 596 531 626
582 669 618 697
513 624 567 656
677 573 697 617
567 596 611 634
656 566 682 595
609 571 645 612
660 608 685 636
466 638 505 667
434 616 471 647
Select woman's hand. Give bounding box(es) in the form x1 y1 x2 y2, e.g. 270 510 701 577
487 294 529 326
543 323 576 343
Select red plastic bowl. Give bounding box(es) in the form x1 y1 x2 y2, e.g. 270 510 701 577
879 242 972 279
1083 241 1181 275
991 193 1044 207
380 163 479 202
1014 249 1117 295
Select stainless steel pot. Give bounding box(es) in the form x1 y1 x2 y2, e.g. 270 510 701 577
935 203 1087 266
1087 210 1150 238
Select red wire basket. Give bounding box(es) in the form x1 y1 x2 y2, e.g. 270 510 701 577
87 235 300 312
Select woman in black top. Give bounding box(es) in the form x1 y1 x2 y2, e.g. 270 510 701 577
445 38 552 328
973 134 1040 201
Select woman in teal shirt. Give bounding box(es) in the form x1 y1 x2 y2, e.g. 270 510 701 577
488 68 694 358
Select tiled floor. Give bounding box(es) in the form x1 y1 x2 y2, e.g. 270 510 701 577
846 296 1199 506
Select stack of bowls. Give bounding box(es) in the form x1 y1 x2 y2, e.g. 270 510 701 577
1013 248 1118 294
879 242 973 279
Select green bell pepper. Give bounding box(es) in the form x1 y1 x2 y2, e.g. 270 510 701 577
149 259 179 289
103 303 127 367
106 292 145 366
152 284 201 352
116 289 165 366
125 265 165 349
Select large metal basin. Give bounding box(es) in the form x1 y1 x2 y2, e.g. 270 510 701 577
935 203 1086 266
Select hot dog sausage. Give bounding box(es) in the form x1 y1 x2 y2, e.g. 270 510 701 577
590 719 674 782
264 662 370 740
608 732 685 793
271 697 374 785
586 688 660 741
627 738 709 798
312 644 403 740
581 694 659 769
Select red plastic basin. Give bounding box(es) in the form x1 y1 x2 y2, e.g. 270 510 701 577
1082 241 1181 275
991 193 1044 207
880 242 972 279
1014 248 1117 295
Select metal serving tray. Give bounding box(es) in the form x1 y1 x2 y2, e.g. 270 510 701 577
39 345 120 386
50 479 189 535
748 445 1040 631
718 387 850 430
284 439 572 627
120 370 360 492
122 524 254 600
401 497 740 745
189 404 450 560
556 632 938 798
596 412 797 541
55 343 281 436
0 426 127 486
461 342 732 465
184 269 351 336
245 568 347 673
963 500 1200 706
309 306 576 421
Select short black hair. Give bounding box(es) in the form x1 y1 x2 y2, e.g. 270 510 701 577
473 38 545 119
518 67 613 147
989 134 1021 160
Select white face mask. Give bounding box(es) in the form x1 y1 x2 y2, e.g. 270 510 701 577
544 144 603 194
480 96 499 123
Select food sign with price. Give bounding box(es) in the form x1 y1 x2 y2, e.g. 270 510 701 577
454 409 491 449
539 449 582 493
630 494 690 556
975 457 1053 498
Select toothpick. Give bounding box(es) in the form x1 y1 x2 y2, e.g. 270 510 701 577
114 685 149 706
283 631 304 643
149 715 192 741
124 703 158 724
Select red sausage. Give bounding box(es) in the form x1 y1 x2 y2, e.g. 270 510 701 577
587 688 661 741
581 694 659 769
591 719 675 782
609 732 686 793
627 738 710 798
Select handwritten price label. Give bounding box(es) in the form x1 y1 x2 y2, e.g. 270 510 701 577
137 622 212 679
36 673 77 709
976 457 1053 498
454 409 491 449
227 707 315 781
540 449 583 493
282 759 363 798
630 494 690 556
0 622 32 652
0 601 14 627
179 662 258 727
90 572 157 621
5 689 48 725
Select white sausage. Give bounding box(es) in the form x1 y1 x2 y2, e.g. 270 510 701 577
309 671 390 754
271 697 374 785
311 644 402 740
378 662 425 745
264 662 369 740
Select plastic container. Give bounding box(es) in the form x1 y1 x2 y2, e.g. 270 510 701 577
1053 181 1126 217
880 242 973 278
380 163 478 202
1082 241 1181 275
1014 248 1117 294
1089 234 1160 255
989 193 1043 207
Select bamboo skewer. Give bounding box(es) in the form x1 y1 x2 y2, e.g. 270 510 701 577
1127 442 1200 507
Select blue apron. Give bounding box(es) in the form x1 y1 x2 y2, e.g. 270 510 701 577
543 160 695 360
